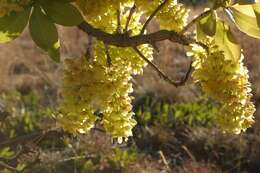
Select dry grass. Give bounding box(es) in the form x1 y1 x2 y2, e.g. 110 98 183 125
0 30 58 93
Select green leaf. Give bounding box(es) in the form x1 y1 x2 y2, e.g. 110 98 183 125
253 3 260 26
198 10 217 37
231 4 256 16
214 21 241 61
196 17 241 60
41 0 83 26
0 7 31 43
230 6 260 38
225 28 241 60
29 6 60 62
196 21 207 41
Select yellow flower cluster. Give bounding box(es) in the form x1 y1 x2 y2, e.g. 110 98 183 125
58 3 153 142
57 56 138 142
92 43 152 142
0 0 30 17
87 1 154 74
135 0 189 32
76 0 188 33
57 58 107 134
102 63 136 142
95 43 153 75
75 0 132 33
187 42 255 134
75 0 124 18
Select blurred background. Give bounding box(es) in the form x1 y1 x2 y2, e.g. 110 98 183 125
0 1 259 173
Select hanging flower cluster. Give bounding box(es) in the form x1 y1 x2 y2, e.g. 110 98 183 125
57 1 157 142
187 42 255 133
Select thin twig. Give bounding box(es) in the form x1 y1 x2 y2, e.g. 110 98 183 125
124 4 136 32
140 0 169 35
117 9 122 33
133 47 192 87
180 9 212 34
104 43 112 66
85 36 95 61
182 60 193 85
182 145 196 161
159 150 170 170
58 154 95 163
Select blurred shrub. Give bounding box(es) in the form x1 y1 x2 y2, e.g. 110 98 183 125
79 147 138 172
0 90 52 137
134 96 217 128
0 90 57 172
108 148 137 169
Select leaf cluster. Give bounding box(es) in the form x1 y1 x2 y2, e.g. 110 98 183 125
0 0 83 61
197 0 260 61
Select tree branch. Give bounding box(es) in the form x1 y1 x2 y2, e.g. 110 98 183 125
78 17 207 88
116 9 122 33
133 47 192 87
78 21 196 47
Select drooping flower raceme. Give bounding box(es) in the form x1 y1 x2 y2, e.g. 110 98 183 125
187 42 255 134
57 2 157 142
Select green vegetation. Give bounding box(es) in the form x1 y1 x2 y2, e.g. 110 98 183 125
135 96 217 127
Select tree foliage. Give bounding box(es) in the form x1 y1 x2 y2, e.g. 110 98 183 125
0 0 258 142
